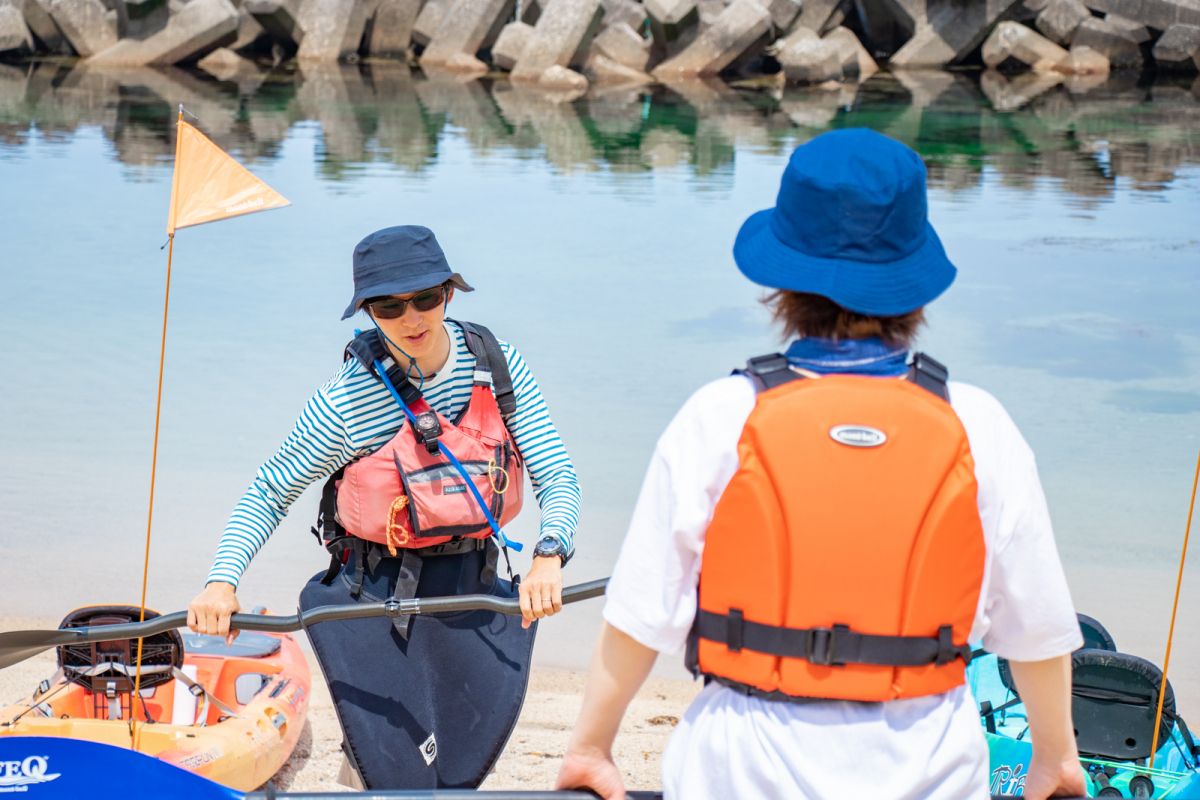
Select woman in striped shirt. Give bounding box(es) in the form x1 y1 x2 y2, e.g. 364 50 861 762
187 225 581 788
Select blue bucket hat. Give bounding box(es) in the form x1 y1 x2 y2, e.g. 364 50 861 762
342 225 473 320
733 129 956 317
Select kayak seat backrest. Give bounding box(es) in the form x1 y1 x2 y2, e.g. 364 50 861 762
1070 648 1175 762
56 605 184 693
996 612 1118 694
1077 613 1117 652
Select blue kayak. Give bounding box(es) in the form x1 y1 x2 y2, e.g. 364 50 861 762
969 615 1200 798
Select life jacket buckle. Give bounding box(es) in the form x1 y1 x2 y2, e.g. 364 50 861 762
807 625 849 667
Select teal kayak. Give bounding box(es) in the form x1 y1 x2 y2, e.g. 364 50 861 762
969 616 1200 798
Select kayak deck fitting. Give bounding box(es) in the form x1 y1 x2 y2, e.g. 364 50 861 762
971 614 1200 798
0 605 310 791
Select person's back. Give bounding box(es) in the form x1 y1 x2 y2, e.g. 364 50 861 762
557 129 1088 800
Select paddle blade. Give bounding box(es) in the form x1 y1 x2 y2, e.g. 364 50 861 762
0 629 85 670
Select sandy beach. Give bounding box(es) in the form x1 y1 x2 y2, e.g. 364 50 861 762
274 659 699 792
0 619 698 793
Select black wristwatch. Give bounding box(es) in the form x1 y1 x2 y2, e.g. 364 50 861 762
532 535 569 566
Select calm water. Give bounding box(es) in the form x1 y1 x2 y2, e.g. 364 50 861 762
1 61 1198 689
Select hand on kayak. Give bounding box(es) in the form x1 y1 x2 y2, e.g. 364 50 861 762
1022 755 1087 800
187 582 241 644
555 745 625 800
519 556 563 629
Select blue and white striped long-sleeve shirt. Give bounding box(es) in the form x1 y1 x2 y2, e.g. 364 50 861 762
207 321 581 587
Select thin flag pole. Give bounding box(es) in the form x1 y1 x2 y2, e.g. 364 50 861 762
130 106 184 749
1149 448 1200 767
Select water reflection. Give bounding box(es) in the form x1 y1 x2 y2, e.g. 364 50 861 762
1 61 1198 198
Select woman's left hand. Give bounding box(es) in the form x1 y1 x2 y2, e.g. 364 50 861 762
519 556 563 629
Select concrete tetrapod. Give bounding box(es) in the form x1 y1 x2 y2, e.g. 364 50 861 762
1152 23 1200 72
492 20 534 70
982 21 1069 73
1035 0 1090 45
653 0 772 77
296 0 377 61
420 0 514 68
246 0 303 48
88 0 240 66
367 0 424 58
511 0 605 82
45 0 120 57
0 2 32 56
1070 17 1143 69
889 0 1025 69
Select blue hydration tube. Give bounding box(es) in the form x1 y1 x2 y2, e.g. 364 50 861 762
362 326 523 553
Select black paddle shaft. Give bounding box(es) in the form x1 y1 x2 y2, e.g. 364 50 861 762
0 578 609 670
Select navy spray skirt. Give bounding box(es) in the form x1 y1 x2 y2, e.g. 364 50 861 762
299 540 536 789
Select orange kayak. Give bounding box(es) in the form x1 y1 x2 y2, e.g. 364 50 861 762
0 605 310 791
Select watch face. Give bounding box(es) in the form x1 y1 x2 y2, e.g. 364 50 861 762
535 538 563 556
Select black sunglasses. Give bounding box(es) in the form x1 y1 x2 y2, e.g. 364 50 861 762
366 285 448 319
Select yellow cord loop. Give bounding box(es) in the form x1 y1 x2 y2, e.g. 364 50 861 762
488 456 509 494
386 494 412 556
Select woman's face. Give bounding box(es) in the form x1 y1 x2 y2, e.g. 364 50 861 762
365 284 454 361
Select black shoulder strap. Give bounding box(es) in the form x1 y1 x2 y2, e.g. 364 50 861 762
454 320 516 416
345 329 423 407
906 352 950 402
737 351 950 401
737 353 803 394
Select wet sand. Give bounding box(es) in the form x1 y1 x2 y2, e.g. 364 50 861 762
0 621 698 793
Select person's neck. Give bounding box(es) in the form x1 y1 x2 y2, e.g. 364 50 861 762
387 322 452 380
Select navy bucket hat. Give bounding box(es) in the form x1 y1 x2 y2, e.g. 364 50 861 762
342 225 473 320
733 129 956 317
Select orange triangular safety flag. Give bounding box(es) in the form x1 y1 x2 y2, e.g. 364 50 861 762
166 119 289 235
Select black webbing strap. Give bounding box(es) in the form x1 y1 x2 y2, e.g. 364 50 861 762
736 350 951 401
345 329 425 407
906 351 950 402
456 319 516 416
694 609 971 668
737 353 802 393
389 549 422 640
315 466 350 585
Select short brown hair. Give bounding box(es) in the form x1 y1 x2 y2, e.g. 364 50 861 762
765 290 926 346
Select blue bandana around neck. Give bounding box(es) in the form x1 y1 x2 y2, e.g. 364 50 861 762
785 337 910 377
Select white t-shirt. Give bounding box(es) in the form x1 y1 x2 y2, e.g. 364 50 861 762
604 374 1083 800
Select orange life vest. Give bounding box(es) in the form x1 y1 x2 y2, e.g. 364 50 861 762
687 353 985 702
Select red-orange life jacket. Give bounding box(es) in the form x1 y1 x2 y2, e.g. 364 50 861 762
314 323 524 559
686 353 985 702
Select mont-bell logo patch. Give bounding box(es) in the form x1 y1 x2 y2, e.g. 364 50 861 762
829 424 887 448
419 732 438 766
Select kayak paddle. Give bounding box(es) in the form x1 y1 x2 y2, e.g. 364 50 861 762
0 578 608 671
